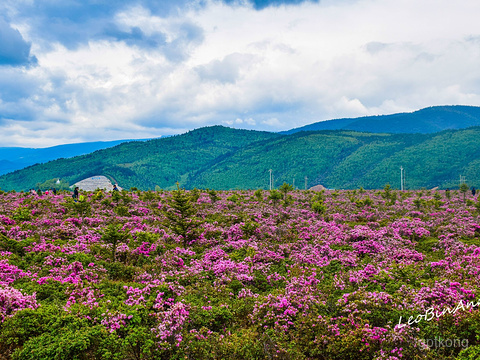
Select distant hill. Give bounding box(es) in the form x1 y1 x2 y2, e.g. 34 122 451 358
0 139 149 176
0 127 280 191
4 105 479 178
1 125 480 191
281 105 480 134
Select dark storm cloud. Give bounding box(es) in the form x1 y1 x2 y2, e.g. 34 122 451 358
0 0 317 58
5 0 194 50
0 18 37 66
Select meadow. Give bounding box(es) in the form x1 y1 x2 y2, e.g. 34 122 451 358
1 186 480 359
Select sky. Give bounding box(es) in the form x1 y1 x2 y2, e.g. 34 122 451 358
1 0 480 147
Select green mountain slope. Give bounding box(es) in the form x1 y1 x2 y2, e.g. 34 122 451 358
0 126 279 191
281 105 480 134
0 139 150 176
1 125 479 191
190 131 430 189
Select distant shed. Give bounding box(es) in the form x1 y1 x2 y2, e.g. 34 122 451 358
71 175 122 192
309 184 326 191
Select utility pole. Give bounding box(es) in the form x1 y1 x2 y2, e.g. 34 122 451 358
460 175 466 188
305 176 308 190
293 178 295 189
400 166 404 191
269 169 272 190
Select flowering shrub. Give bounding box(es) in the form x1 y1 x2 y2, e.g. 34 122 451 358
0 188 479 358
0 286 38 322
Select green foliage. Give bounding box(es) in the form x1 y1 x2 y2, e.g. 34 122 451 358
253 189 263 201
111 190 121 203
460 182 469 202
190 188 201 202
0 304 158 360
15 279 69 304
445 189 451 199
240 221 260 237
268 189 282 205
356 196 373 207
140 190 157 201
164 184 199 248
279 182 294 200
415 237 443 261
226 194 239 203
382 184 392 199
101 224 130 262
208 189 219 203
113 205 129 217
413 198 425 209
311 191 325 203
457 345 480 360
92 190 104 201
0 235 36 257
12 207 31 222
73 199 91 217
103 262 136 281
35 178 70 191
311 201 326 214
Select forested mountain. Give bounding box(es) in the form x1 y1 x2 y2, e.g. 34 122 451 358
3 105 479 178
1 125 479 191
0 139 148 175
0 127 280 191
281 105 480 134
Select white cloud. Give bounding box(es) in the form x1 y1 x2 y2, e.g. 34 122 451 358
244 117 256 125
1 0 480 146
262 117 284 127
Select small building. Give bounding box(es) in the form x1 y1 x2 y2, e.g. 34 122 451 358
309 184 326 191
71 175 122 192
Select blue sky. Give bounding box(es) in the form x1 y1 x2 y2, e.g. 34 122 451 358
1 0 480 147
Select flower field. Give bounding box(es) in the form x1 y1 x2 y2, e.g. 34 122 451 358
1 187 480 359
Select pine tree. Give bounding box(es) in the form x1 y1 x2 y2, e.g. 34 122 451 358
164 183 198 248
460 183 469 203
102 224 129 262
268 189 282 206
279 182 294 200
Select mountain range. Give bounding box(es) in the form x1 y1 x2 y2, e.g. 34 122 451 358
0 139 150 176
1 105 480 191
281 105 480 134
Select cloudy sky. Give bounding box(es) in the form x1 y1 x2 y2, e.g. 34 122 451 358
1 0 480 147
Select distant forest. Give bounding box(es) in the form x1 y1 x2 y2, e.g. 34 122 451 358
1 125 480 191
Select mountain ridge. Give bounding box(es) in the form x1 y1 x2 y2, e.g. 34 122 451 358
1 124 480 191
280 105 480 134
2 105 480 190
0 139 151 176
